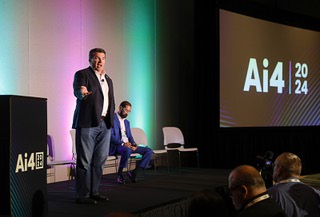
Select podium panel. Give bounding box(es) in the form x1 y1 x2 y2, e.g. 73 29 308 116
0 95 47 217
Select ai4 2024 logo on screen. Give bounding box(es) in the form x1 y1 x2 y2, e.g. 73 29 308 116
15 152 45 173
243 58 308 95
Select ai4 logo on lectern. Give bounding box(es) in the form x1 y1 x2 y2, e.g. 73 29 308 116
15 152 45 173
243 58 308 94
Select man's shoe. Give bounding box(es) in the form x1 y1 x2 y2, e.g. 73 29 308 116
116 175 126 184
75 197 97 205
127 171 137 183
90 193 109 201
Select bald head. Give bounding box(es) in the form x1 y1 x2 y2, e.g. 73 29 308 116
229 165 266 191
228 165 266 210
273 152 302 182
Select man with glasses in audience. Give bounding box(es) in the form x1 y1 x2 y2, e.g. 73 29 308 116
110 101 153 184
267 152 320 217
228 165 286 217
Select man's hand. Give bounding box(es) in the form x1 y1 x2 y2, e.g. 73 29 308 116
124 142 138 151
124 142 132 148
80 86 92 99
131 145 137 151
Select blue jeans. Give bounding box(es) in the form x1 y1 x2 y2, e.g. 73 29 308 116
75 120 110 198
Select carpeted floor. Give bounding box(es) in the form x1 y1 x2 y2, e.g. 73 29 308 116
47 168 231 217
46 168 320 217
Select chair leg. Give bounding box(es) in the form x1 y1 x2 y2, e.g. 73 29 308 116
166 152 170 174
178 151 181 171
47 166 55 183
196 151 200 168
67 164 76 190
177 151 199 172
153 153 170 175
153 155 157 175
115 159 118 173
128 158 132 171
100 159 119 187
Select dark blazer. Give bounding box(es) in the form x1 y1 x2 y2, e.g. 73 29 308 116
72 67 115 129
109 113 136 156
237 193 286 217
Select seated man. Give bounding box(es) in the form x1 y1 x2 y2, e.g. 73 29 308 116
267 152 320 217
228 165 286 217
110 101 153 184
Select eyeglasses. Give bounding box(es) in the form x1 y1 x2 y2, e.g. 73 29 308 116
122 107 131 113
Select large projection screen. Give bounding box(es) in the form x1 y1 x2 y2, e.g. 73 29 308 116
219 9 320 127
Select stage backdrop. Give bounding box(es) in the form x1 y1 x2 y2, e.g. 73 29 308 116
0 0 157 182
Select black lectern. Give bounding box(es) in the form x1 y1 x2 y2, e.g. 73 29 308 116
0 95 47 217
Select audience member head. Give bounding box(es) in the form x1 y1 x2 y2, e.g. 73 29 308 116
228 165 266 210
188 188 230 217
272 152 302 183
